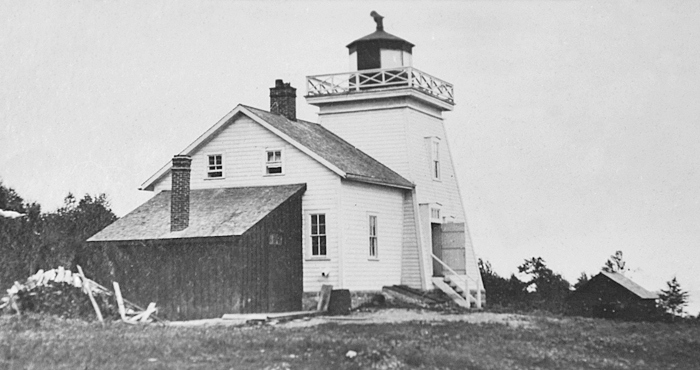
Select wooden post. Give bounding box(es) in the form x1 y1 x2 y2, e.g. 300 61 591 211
317 285 332 312
465 274 470 308
77 265 104 324
113 282 127 321
476 279 483 309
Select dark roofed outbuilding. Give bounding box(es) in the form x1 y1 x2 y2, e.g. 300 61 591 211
88 184 306 320
565 271 659 321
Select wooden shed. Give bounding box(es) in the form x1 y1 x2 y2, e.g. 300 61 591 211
565 271 659 321
88 184 305 320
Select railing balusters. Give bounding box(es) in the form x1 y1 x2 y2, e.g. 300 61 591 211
306 66 454 104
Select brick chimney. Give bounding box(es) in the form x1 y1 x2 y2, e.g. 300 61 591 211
270 79 296 121
171 155 191 232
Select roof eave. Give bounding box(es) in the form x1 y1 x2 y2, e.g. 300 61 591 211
344 174 414 190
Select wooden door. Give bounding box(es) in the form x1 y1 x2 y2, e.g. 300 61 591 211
431 223 443 277
440 223 467 275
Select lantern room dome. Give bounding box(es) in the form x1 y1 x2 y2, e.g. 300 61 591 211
346 11 414 71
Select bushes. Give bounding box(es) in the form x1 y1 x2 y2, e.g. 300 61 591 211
0 181 116 290
479 258 571 313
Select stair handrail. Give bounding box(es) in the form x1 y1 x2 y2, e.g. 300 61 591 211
430 253 482 308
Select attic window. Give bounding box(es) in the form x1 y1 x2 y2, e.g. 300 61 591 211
265 149 283 175
207 154 223 178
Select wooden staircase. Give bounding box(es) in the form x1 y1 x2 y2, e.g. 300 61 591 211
431 253 482 309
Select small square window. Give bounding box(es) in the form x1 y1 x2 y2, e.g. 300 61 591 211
269 233 283 246
207 154 223 178
265 149 283 175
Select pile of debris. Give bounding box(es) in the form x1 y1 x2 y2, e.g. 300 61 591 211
0 266 162 324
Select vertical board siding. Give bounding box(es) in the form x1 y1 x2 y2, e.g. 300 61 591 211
400 190 422 288
339 180 404 291
102 239 241 320
151 115 340 293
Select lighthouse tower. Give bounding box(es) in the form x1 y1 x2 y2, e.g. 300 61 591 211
306 13 483 302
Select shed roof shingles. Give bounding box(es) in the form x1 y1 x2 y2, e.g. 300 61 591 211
600 271 658 300
242 105 412 189
88 184 306 242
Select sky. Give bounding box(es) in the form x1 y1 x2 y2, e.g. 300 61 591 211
2 1 699 315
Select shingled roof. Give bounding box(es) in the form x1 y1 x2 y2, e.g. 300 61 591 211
88 184 306 242
243 105 412 188
140 105 413 191
599 271 658 300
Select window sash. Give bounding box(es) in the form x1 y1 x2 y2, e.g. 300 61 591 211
207 155 223 178
369 215 378 257
265 150 283 175
311 214 327 256
432 141 440 179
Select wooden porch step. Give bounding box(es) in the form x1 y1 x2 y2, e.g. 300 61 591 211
431 277 470 308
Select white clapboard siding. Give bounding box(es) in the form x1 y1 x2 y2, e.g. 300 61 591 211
318 107 411 180
150 115 342 292
316 96 480 290
405 109 467 223
339 180 404 291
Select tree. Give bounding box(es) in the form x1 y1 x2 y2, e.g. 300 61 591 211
573 272 589 290
658 277 689 319
0 181 43 288
602 250 626 273
478 259 529 309
518 257 571 312
38 193 117 271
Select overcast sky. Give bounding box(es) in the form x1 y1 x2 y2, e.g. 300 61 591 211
2 1 699 314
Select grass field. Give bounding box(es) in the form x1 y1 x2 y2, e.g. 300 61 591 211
1 312 699 370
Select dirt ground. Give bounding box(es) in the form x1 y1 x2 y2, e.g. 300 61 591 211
169 308 538 329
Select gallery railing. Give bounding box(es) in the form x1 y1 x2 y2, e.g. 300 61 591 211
307 67 454 104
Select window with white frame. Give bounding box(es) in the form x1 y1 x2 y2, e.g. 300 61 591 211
430 206 442 223
368 215 378 258
310 213 327 257
207 154 223 178
265 149 283 175
431 139 441 180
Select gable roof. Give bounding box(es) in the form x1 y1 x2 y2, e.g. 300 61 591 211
140 105 413 191
599 271 658 300
87 184 305 242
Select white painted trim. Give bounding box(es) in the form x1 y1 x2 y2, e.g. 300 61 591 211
426 136 442 182
205 153 225 179
367 212 379 260
315 100 444 120
412 190 428 290
306 88 454 112
306 210 329 259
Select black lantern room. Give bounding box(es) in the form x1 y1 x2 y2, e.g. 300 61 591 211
346 11 414 71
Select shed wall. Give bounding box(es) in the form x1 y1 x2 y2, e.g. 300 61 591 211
97 191 303 320
566 275 659 320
